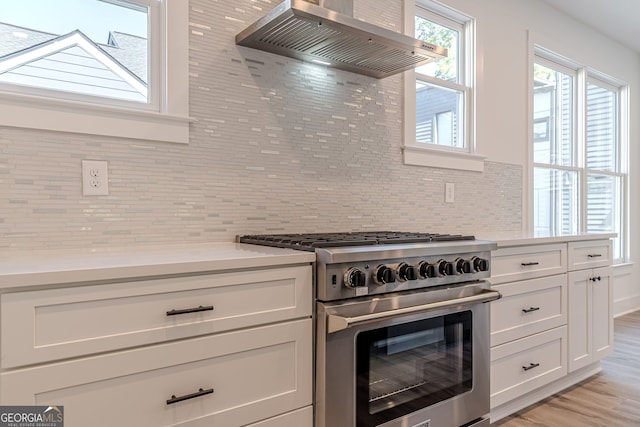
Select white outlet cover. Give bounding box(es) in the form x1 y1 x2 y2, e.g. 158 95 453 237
445 182 455 203
82 160 109 196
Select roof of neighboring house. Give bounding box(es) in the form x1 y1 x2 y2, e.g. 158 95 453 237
106 31 147 83
0 23 58 57
0 22 147 102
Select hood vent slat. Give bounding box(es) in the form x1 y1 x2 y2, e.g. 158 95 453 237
261 17 340 52
236 0 447 79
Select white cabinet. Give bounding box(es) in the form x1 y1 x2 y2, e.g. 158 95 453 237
490 326 567 408
490 243 567 285
245 407 313 427
1 266 311 369
490 243 568 411
0 264 314 427
491 275 567 347
490 238 613 422
1 320 312 427
567 240 613 270
567 240 614 372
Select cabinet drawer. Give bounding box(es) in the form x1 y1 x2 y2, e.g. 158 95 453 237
1 265 311 368
491 244 567 285
491 326 567 409
491 275 567 346
1 319 312 427
245 406 312 427
568 240 612 271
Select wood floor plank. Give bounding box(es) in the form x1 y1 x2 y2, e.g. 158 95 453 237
492 310 640 427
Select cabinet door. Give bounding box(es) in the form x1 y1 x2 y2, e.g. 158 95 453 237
568 270 591 372
568 267 613 372
591 267 613 361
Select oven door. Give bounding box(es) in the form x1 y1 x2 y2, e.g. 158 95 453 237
316 283 500 427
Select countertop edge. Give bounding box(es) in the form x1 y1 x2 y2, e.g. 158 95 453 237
483 233 617 248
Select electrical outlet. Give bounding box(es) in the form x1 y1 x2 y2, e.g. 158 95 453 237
82 160 109 196
445 182 455 203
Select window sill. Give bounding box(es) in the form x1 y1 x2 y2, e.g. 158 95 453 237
612 261 634 271
402 145 486 172
0 92 191 144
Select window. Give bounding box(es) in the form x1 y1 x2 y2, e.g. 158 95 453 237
0 0 150 105
403 0 483 171
532 49 627 261
0 0 189 143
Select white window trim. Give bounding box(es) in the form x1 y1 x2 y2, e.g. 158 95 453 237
403 143 487 171
402 0 484 172
0 0 190 144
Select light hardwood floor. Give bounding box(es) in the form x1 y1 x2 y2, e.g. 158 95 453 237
492 310 640 427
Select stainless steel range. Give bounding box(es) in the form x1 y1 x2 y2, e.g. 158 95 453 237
239 232 500 427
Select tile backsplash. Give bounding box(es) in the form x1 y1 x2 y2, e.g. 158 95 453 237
0 0 522 252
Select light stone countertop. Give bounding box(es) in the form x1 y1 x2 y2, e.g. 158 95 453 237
0 233 616 290
476 232 617 248
0 243 315 290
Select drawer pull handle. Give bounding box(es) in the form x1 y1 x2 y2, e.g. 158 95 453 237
167 388 214 405
520 262 540 267
166 305 214 316
590 276 602 282
587 254 602 258
522 363 540 372
522 306 541 313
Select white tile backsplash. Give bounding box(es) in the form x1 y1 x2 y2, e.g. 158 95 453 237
0 0 522 252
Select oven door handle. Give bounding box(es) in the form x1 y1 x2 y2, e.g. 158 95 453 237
326 289 501 333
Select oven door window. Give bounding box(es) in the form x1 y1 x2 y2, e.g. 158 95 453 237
356 311 472 426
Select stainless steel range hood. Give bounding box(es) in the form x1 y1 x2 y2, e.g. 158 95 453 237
235 0 447 79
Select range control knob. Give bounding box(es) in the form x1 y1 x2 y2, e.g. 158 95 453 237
438 259 455 276
471 256 489 272
344 268 366 288
462 259 474 274
397 263 418 281
418 261 438 279
374 265 396 285
455 258 473 274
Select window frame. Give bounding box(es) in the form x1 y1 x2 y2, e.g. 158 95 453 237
0 0 189 144
583 74 627 255
403 0 484 171
531 46 628 262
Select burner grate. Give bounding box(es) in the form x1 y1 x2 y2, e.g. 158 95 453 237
238 232 475 251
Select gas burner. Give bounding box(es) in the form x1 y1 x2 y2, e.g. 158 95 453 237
238 231 475 251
